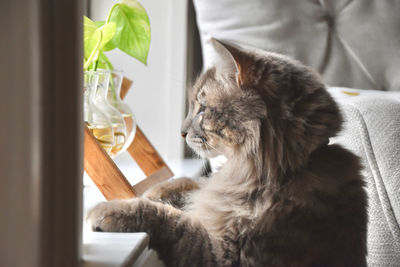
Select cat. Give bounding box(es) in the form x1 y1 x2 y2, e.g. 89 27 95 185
87 39 367 267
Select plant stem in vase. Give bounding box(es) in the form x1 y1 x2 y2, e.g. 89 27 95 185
108 70 137 152
84 71 115 154
93 70 127 157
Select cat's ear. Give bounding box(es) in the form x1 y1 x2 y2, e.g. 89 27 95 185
210 38 250 85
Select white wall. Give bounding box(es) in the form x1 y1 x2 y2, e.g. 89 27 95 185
90 0 188 160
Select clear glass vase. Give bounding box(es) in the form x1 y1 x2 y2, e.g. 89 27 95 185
93 69 127 157
84 71 114 154
107 70 137 153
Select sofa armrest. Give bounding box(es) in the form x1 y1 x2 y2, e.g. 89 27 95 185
329 88 400 266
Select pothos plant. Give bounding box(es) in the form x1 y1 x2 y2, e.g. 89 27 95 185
83 0 151 72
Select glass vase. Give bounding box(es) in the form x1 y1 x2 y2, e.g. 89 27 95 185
83 71 114 154
93 69 127 157
107 70 137 153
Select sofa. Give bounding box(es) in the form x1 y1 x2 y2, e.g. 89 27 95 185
192 0 400 265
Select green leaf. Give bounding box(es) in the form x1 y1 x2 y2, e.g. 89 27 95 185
94 21 117 51
95 21 105 28
88 22 116 55
107 0 151 64
83 16 98 59
83 16 116 69
103 38 117 52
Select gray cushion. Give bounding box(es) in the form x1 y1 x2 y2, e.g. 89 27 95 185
329 88 400 266
193 0 400 91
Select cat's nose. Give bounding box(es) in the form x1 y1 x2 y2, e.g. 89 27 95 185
181 131 187 138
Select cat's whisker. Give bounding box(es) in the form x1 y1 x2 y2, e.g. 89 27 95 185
204 141 223 155
205 144 213 159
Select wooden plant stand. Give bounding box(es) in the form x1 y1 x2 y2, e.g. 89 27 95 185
84 77 173 200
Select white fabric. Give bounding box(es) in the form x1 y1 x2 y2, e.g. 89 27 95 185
193 0 400 91
329 88 400 266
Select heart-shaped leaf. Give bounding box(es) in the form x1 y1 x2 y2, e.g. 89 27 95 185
107 0 151 65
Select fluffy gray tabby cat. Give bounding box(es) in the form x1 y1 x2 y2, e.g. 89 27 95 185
87 39 367 267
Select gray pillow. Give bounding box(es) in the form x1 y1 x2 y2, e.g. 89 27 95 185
194 0 400 91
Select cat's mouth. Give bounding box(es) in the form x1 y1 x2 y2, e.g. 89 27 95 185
186 137 204 149
187 137 222 158
186 139 205 157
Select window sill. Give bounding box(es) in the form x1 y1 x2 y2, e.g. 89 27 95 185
82 232 159 267
82 155 204 266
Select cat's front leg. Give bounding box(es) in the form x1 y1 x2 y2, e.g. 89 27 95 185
143 177 199 209
87 198 221 267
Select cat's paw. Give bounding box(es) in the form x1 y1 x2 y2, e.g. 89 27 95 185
143 177 199 208
86 199 140 232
